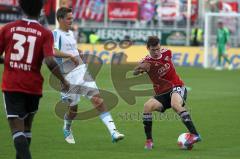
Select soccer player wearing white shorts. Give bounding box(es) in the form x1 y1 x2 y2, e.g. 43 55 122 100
53 7 124 144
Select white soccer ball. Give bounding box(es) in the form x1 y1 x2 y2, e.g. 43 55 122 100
177 133 193 150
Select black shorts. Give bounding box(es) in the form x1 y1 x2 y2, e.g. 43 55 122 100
154 86 187 113
2 91 42 119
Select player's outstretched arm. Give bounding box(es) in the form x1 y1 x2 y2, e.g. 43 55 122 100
133 66 144 75
45 56 70 91
133 62 150 76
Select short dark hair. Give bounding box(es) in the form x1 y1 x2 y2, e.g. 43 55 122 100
147 36 160 48
19 0 43 17
56 7 72 21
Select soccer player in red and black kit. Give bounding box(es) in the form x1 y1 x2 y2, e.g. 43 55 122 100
133 36 201 150
0 0 69 159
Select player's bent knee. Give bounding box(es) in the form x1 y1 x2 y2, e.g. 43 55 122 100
171 102 184 113
144 102 154 113
91 95 104 107
68 106 78 118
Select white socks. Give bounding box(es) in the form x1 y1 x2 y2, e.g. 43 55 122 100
100 112 116 135
64 114 73 130
64 112 117 135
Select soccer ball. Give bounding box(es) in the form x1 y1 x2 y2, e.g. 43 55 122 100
177 133 193 150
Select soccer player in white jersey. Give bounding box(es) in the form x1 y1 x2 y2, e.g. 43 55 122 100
53 7 124 144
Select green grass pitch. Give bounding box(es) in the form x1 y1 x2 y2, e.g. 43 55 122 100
0 64 240 159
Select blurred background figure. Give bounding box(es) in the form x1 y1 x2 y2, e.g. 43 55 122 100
191 24 203 46
215 21 233 70
89 31 100 52
89 31 100 45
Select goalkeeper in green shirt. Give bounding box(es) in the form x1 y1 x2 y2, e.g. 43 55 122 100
216 21 233 70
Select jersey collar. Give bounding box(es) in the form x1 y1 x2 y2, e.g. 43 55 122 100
150 53 162 60
22 18 39 24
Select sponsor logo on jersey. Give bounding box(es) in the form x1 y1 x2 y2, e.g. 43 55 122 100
157 63 170 77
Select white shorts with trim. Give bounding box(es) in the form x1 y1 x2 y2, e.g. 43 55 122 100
61 64 99 106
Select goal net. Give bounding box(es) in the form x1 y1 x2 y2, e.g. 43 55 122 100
204 12 240 68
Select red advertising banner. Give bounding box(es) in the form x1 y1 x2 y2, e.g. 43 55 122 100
219 2 238 12
108 2 139 21
0 0 18 6
156 0 198 22
72 0 105 22
219 2 239 33
156 0 179 21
